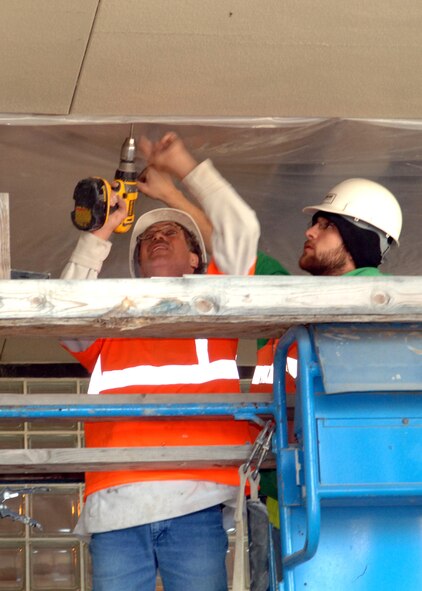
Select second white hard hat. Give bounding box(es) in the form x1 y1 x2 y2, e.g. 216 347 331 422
303 178 402 244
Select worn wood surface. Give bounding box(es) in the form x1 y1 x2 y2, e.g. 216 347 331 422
0 193 10 280
0 446 276 473
0 275 421 338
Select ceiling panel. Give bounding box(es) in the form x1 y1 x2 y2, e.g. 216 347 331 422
0 0 98 114
71 0 422 118
0 1 421 118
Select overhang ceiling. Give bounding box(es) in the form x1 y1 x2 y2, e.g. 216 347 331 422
1 1 422 118
0 1 422 364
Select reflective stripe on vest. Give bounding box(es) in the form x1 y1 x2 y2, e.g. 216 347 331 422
251 356 298 386
88 338 239 394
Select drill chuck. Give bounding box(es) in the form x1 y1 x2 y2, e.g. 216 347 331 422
119 134 136 166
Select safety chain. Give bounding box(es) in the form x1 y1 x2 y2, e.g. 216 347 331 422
243 419 275 480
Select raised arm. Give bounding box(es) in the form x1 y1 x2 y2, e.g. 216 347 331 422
139 132 260 275
61 193 128 280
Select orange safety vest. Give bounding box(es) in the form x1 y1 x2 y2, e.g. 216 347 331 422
250 339 297 395
67 260 259 498
250 339 297 443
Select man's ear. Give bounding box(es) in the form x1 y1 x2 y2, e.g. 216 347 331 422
190 252 199 270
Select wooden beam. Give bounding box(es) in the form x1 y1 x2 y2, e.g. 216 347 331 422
0 193 11 280
0 275 421 338
0 446 275 473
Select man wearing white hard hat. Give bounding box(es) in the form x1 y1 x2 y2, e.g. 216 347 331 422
260 177 403 583
299 178 402 276
61 132 260 591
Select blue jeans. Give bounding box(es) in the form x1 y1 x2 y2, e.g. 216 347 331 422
89 505 229 591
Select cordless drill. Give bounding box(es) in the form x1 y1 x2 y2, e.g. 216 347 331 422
71 125 138 233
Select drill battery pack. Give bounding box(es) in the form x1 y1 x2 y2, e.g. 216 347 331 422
71 177 111 232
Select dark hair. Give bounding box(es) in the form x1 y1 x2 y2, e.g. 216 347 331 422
180 226 205 274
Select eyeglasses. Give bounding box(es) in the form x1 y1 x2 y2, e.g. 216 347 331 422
307 219 336 231
138 223 183 243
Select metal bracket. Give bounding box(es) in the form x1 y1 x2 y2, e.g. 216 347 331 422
0 487 49 529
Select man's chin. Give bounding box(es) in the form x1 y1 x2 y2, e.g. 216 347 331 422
299 253 312 272
141 256 174 278
299 255 322 276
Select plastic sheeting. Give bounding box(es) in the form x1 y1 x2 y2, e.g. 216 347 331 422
0 116 421 279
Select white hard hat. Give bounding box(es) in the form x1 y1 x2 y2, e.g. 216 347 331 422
129 208 207 277
303 178 402 244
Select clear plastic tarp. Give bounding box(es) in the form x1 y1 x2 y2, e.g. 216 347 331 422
0 116 421 278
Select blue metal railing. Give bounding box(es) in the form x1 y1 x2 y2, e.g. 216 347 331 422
0 398 274 422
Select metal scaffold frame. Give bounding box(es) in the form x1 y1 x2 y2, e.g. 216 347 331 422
0 394 276 474
1 189 422 588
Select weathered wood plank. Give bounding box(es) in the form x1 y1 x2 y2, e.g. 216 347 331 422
0 446 276 473
0 275 421 338
0 193 11 280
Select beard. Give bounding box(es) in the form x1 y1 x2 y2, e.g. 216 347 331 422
299 243 350 276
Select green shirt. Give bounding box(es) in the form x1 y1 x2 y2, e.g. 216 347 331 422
344 267 383 276
255 251 290 277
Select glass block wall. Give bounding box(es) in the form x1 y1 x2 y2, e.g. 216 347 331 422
0 378 250 591
0 379 89 591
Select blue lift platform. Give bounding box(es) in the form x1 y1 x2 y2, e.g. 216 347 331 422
1 321 422 589
272 322 422 590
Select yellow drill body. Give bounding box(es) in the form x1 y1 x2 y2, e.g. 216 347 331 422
71 126 139 233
